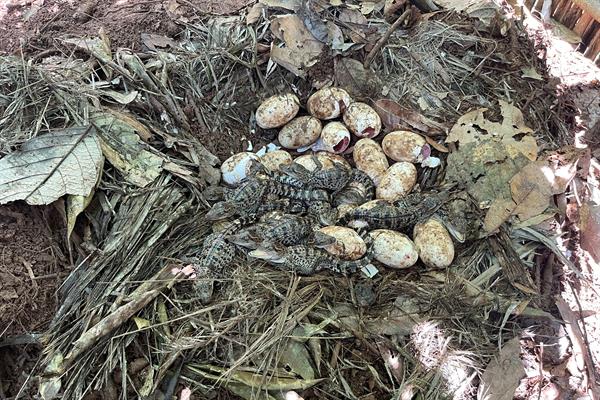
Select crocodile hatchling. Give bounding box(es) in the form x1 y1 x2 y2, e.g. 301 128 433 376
281 156 352 193
249 228 374 275
339 191 449 231
333 169 375 206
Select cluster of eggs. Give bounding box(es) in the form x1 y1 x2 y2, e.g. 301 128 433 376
219 87 454 270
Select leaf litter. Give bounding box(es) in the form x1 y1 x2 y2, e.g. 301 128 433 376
0 1 597 400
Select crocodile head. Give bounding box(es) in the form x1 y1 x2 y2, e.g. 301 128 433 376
227 229 261 249
205 201 237 221
248 246 287 264
310 232 337 248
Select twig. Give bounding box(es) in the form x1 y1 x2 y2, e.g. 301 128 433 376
364 9 412 68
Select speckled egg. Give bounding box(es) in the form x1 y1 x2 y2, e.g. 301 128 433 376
353 139 389 186
221 152 261 185
316 152 352 169
370 229 418 269
256 93 300 129
312 122 351 154
294 154 335 171
318 226 366 260
278 116 322 149
382 131 427 162
260 150 293 172
413 219 455 268
376 162 417 201
307 87 352 120
343 102 382 138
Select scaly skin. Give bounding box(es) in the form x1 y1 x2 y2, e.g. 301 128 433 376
333 169 375 206
339 192 447 230
282 156 351 193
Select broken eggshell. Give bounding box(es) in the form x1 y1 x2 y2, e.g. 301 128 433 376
413 218 455 268
256 93 300 129
221 152 262 185
318 226 366 260
382 130 426 163
343 102 382 138
376 162 417 202
309 122 351 154
369 229 418 269
260 150 293 172
278 116 322 149
353 138 389 186
307 87 352 120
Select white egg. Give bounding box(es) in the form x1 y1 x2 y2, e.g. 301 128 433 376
293 154 335 171
413 219 455 268
221 152 261 185
278 116 322 149
353 139 389 186
256 93 300 129
382 131 427 162
376 162 417 201
260 150 293 172
343 102 382 138
318 226 366 260
311 122 351 154
307 87 352 120
370 229 418 269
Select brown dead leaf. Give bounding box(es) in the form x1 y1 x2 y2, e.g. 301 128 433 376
270 15 324 77
509 161 560 221
338 8 369 43
484 198 516 233
141 34 178 51
580 201 600 262
246 3 265 24
384 0 406 15
477 337 525 400
334 58 382 101
373 99 447 135
446 101 537 161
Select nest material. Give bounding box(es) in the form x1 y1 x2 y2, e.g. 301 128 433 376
0 8 579 400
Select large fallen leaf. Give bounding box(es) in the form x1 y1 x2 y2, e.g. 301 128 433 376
91 110 163 187
580 201 600 262
0 126 103 205
483 198 516 233
279 340 315 380
270 15 324 78
446 101 537 161
334 58 382 101
374 99 447 134
509 161 559 221
477 337 524 400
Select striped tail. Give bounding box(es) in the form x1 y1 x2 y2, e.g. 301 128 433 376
329 227 375 275
268 180 329 202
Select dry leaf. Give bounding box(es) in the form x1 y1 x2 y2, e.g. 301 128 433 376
338 8 369 43
446 101 537 161
0 126 103 205
334 58 382 100
259 0 301 11
477 337 525 400
374 99 447 134
424 136 449 153
384 0 406 15
509 161 558 220
484 198 516 232
270 15 324 77
91 111 163 187
521 67 544 81
141 33 178 51
579 201 600 262
246 3 265 24
280 340 315 380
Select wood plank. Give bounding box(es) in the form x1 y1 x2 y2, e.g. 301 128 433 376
583 26 600 59
563 4 583 29
572 0 600 23
574 13 594 37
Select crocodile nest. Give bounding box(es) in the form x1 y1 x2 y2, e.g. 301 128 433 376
0 4 590 400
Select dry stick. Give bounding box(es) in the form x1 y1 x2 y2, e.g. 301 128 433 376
555 296 599 400
364 9 412 69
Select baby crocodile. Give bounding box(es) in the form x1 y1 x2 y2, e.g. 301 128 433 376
281 156 351 193
339 192 448 231
249 243 373 275
333 169 375 207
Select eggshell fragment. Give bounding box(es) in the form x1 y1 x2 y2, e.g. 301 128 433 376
382 131 427 162
369 229 418 269
313 122 351 154
319 226 366 260
221 152 261 185
353 139 389 185
343 102 382 138
260 150 293 172
256 93 300 129
278 116 322 149
413 219 455 268
307 87 352 120
376 162 417 201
